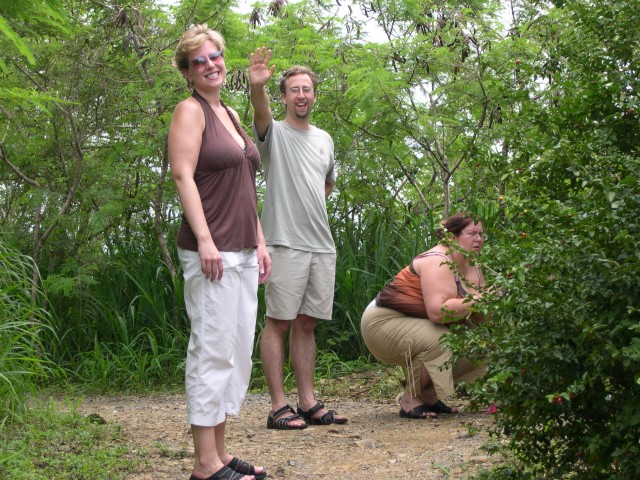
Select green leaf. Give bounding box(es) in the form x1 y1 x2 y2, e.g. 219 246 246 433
0 15 35 65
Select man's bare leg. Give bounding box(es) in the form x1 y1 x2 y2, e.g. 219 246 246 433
260 316 306 427
291 314 347 423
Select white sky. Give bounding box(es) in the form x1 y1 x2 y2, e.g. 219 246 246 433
233 0 389 43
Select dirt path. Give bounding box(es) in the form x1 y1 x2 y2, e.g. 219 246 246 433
75 390 499 479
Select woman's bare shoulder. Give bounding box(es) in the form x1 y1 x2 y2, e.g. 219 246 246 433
170 97 204 131
413 247 453 275
174 96 201 114
415 247 450 263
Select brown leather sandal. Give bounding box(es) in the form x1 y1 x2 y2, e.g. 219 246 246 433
266 404 307 430
227 457 267 479
297 401 348 425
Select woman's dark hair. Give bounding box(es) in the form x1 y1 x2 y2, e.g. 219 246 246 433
435 212 479 239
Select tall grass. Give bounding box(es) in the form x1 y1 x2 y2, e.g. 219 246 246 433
43 253 188 392
0 242 56 424
325 206 436 359
33 202 491 393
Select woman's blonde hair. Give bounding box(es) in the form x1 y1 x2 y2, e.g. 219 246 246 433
173 24 225 73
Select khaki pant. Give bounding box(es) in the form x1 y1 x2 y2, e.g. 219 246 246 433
361 304 485 401
265 245 336 320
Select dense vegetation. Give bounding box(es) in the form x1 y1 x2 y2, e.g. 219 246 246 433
1 0 638 478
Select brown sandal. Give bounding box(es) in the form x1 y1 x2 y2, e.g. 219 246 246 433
227 457 267 479
297 401 348 425
266 404 307 430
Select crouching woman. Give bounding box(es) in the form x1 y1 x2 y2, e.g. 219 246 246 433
361 213 488 419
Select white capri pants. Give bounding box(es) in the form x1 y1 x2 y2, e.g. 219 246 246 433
178 247 258 427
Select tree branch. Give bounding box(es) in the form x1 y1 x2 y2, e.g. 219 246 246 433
0 144 40 188
394 154 431 212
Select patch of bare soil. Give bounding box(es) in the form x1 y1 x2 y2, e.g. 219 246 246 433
72 385 500 480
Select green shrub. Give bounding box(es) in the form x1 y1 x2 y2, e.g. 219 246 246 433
448 2 640 476
453 155 640 479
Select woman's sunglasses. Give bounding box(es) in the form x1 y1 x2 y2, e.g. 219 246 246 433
190 51 224 67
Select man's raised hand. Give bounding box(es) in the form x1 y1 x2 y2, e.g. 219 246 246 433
249 47 276 86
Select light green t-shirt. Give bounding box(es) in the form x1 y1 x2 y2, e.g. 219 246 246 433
253 119 336 253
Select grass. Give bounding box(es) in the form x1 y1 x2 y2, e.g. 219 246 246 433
0 243 60 426
31 205 438 398
316 363 408 401
0 398 146 480
249 352 408 402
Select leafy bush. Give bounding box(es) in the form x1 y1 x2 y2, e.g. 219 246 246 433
449 0 640 471
460 152 640 479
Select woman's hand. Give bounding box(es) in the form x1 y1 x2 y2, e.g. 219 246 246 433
198 239 223 281
257 243 271 284
480 285 506 298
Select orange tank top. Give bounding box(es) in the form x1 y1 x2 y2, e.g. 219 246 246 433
375 252 469 319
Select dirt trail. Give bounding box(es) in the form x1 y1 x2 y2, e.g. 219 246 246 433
74 390 499 479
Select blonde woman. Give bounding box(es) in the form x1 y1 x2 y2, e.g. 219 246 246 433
168 24 269 480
